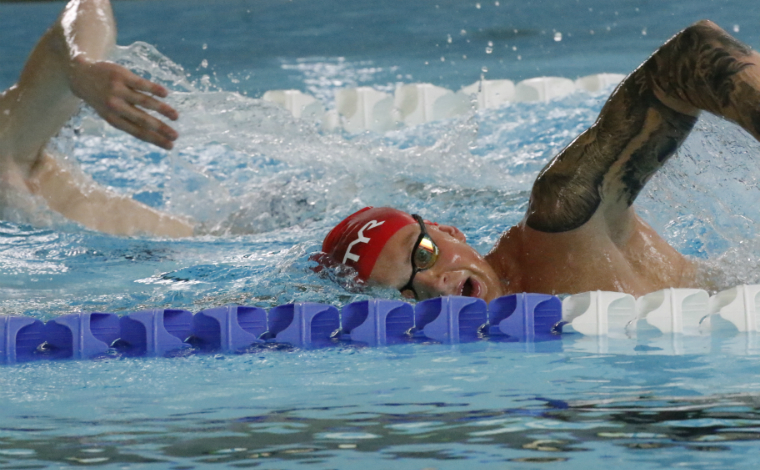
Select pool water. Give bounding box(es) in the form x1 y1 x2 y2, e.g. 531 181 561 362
3 0 760 468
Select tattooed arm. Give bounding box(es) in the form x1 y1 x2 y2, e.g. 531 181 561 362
526 20 760 238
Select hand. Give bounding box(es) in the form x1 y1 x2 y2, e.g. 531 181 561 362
68 57 179 150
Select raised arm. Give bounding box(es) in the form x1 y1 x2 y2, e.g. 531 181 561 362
526 21 760 237
0 0 192 237
0 0 178 176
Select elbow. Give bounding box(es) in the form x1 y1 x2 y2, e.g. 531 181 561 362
691 19 718 29
681 19 726 39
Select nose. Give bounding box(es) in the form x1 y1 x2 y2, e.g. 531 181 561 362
413 267 460 299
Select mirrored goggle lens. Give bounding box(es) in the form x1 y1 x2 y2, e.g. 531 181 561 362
414 236 439 270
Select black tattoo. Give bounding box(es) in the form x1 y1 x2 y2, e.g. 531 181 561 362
650 23 752 112
526 21 759 233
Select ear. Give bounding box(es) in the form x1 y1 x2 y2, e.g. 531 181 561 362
435 224 466 243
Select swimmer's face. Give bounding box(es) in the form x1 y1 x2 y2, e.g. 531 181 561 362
369 220 504 302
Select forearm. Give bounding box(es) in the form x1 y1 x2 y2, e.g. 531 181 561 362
525 23 729 233
28 152 194 238
527 74 698 233
527 20 760 234
54 0 117 64
645 20 760 140
0 0 117 173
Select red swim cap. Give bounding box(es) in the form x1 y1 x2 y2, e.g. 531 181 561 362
322 207 416 281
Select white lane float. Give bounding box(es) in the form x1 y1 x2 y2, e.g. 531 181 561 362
262 73 626 133
514 76 576 102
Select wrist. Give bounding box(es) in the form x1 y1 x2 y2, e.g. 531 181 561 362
69 53 93 76
67 54 94 99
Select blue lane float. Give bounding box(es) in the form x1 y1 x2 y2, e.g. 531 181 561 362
0 294 562 364
341 299 414 346
266 303 341 348
193 305 267 352
45 312 121 360
119 309 194 356
489 293 563 341
0 316 46 363
415 296 488 343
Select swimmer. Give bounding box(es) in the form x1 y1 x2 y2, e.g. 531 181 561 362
322 21 760 300
0 0 192 237
3 3 758 298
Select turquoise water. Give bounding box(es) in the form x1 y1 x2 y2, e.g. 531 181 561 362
4 0 760 468
3 340 760 469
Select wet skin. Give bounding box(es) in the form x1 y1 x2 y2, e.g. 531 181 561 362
370 20 760 299
0 0 192 237
369 222 505 302
368 210 693 301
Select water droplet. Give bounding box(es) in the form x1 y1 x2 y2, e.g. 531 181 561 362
475 2 481 9
485 47 493 54
200 59 208 69
512 46 517 51
462 54 467 59
481 66 488 73
488 41 493 47
517 55 522 60
734 24 740 33
641 28 647 36
495 0 499 5
441 56 446 62
202 43 208 50
554 32 562 42
460 29 467 36
447 34 453 43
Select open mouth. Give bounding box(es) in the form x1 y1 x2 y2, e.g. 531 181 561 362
459 277 484 299
462 278 475 297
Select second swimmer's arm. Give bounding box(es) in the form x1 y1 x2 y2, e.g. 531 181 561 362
526 21 760 238
27 152 194 238
0 0 178 176
0 0 192 238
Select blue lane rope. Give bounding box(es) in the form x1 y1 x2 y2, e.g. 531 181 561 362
0 294 562 364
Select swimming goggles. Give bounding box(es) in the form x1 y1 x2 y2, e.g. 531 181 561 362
399 214 440 299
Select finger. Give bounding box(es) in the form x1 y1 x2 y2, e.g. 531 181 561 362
104 105 177 150
115 70 179 121
126 88 179 121
109 96 179 142
108 114 175 150
125 73 169 99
